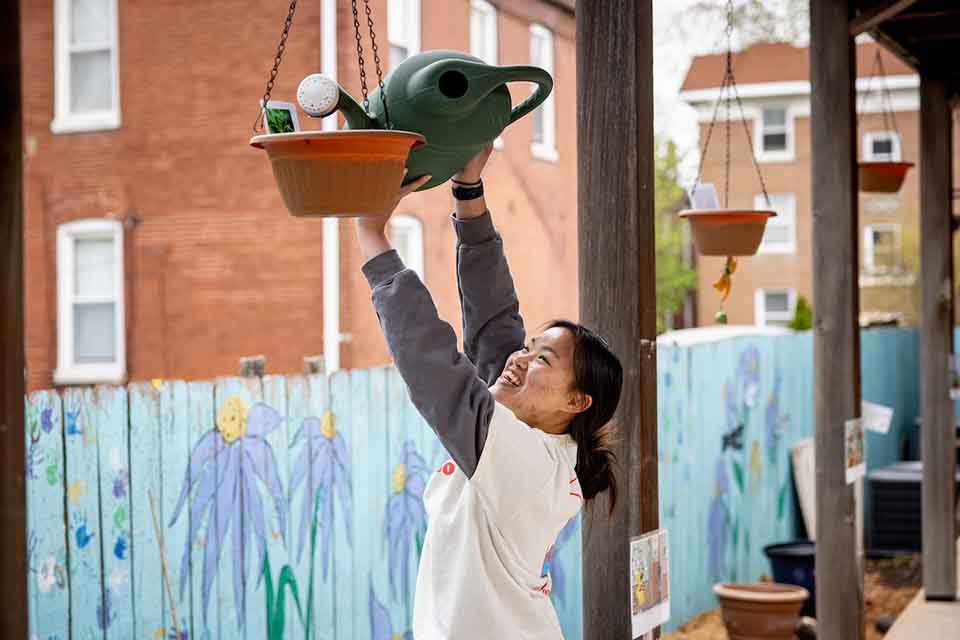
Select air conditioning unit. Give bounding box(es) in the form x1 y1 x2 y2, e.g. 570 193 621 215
868 461 960 553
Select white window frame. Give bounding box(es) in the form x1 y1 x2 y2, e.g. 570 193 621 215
389 214 424 281
52 0 121 134
388 0 421 70
754 105 794 162
863 223 901 273
471 0 503 150
755 192 797 254
754 288 797 327
529 24 557 162
862 131 902 161
55 219 126 385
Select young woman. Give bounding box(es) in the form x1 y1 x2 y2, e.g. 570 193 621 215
355 145 623 639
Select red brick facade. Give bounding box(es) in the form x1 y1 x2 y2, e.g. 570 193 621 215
22 0 577 391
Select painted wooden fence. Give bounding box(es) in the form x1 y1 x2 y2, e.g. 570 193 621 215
26 328 927 638
25 368 584 640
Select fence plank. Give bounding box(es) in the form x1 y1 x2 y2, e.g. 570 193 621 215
212 376 265 640
96 385 134 639
330 370 356 640
162 380 193 639
385 369 414 632
26 389 70 639
187 380 218 640
283 374 312 640
63 387 104 639
363 367 391 640
129 381 165 638
262 374 296 639
306 372 335 639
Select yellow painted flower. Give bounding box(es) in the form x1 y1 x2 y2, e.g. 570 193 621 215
67 480 86 507
320 410 336 440
216 395 248 444
392 463 407 494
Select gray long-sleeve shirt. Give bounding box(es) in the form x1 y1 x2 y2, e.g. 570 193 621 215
361 211 525 478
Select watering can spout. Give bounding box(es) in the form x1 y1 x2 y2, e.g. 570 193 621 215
296 73 376 129
406 59 553 123
335 89 377 130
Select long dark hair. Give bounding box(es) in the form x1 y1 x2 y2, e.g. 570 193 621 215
546 320 622 514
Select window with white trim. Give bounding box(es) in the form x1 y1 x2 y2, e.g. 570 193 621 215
55 219 126 385
755 192 796 254
388 0 420 70
756 106 793 161
863 131 901 161
471 0 503 150
389 215 424 281
529 24 557 162
863 223 901 273
754 289 796 327
52 0 120 133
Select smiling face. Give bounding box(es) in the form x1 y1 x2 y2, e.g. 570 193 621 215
490 327 591 434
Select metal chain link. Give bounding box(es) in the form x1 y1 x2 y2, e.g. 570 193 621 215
351 0 391 127
254 0 298 133
351 0 371 110
363 0 392 127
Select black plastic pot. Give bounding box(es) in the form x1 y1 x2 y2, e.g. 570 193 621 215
763 540 816 618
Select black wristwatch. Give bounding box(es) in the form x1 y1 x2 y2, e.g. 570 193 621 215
452 178 484 201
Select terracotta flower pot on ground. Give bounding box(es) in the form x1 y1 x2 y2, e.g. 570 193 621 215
713 582 809 640
678 209 776 257
251 130 425 217
858 161 914 193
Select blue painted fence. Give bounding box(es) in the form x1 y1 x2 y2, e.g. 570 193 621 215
25 368 584 640
25 328 928 638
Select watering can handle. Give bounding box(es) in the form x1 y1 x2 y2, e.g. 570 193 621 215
506 66 554 125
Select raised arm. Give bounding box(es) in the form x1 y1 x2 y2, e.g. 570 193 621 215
451 146 525 385
355 177 492 479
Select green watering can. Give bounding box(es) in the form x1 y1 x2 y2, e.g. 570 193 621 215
297 50 553 190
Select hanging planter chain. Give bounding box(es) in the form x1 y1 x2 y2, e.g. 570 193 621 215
351 0 392 128
254 0 299 133
858 49 901 142
691 0 771 209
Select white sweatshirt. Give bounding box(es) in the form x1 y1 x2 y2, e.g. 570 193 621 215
413 402 582 640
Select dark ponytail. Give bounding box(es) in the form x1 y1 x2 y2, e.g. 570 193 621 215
546 320 623 515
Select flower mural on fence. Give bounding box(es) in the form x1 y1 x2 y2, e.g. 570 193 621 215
169 396 287 624
707 459 730 580
385 440 429 604
289 410 352 576
370 583 413 640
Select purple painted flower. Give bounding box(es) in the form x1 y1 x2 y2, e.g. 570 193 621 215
41 408 53 433
65 409 81 436
765 371 784 458
168 628 189 640
736 346 761 409
707 460 729 580
96 589 115 630
370 582 413 640
112 470 128 499
289 410 352 578
169 397 286 624
385 440 428 602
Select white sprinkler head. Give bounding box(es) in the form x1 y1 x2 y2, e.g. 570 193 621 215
297 73 340 118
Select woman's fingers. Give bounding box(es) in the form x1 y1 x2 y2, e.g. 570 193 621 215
398 174 432 200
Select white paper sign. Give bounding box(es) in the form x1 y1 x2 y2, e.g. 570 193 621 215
845 418 866 484
630 529 670 639
862 401 894 434
688 183 720 210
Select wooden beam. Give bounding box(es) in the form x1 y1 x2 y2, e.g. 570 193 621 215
576 1 658 638
811 1 865 638
919 72 957 601
850 0 921 35
0 0 26 636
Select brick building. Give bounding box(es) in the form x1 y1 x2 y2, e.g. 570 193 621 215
22 0 577 391
680 41 960 328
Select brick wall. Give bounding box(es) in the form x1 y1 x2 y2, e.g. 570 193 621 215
22 0 577 390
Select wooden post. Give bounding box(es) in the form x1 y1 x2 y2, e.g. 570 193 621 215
810 0 864 637
239 355 266 377
577 2 658 638
919 73 957 601
0 0 26 635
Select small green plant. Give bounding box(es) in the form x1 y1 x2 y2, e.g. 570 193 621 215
788 296 812 331
266 108 295 133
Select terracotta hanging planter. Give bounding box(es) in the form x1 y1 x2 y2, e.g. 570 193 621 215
251 130 426 218
858 161 914 193
713 582 809 640
678 209 776 256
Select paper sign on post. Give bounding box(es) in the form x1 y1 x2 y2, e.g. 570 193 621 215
845 418 866 484
862 401 893 434
630 529 670 639
950 355 960 400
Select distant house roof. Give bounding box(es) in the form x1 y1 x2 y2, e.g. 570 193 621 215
680 41 914 93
